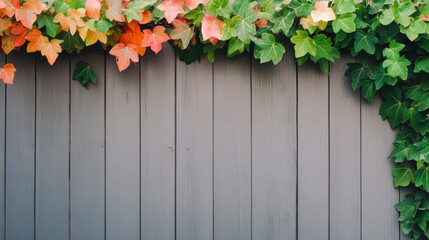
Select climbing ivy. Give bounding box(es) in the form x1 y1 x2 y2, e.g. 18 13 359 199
1 0 429 238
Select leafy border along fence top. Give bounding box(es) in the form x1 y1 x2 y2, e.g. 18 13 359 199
0 0 429 238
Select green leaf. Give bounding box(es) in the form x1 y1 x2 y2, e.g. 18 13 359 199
416 167 429 192
312 34 334 62
234 9 257 44
271 7 294 36
369 65 397 90
37 15 59 38
332 13 356 33
353 30 379 54
72 61 97 88
412 139 429 162
390 140 411 163
382 56 411 80
94 19 115 33
393 166 416 187
185 5 204 26
290 30 316 58
57 32 85 54
254 33 285 64
380 9 394 25
380 87 406 128
403 107 429 134
345 63 369 91
288 0 313 17
417 211 429 233
382 41 405 60
334 0 356 14
415 57 429 73
392 1 416 27
362 80 376 102
227 37 245 57
207 0 233 18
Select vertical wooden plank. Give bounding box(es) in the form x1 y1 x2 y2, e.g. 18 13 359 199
251 50 297 240
35 55 69 240
0 55 4 240
297 64 329 240
140 46 175 240
329 56 361 240
176 58 213 240
70 49 105 240
213 54 251 240
361 97 399 240
5 52 35 240
105 53 140 240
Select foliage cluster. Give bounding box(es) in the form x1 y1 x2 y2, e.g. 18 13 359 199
1 0 429 238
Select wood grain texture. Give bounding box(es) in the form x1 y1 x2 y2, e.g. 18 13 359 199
35 55 69 240
329 56 361 240
105 52 140 240
5 52 36 240
176 58 213 240
251 51 297 240
297 63 329 240
140 45 175 240
213 54 251 240
0 54 4 240
361 96 399 240
70 49 105 240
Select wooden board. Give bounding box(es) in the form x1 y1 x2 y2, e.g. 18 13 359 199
140 45 175 240
329 57 361 240
0 54 4 240
70 49 105 240
361 97 399 240
105 52 140 240
35 55 69 240
213 54 251 240
251 51 297 240
176 58 213 240
297 63 329 240
5 52 36 240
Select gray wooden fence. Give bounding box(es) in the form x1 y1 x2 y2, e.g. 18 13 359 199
0 45 403 240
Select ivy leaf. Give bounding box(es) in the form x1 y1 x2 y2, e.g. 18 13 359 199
0 63 16 85
41 39 63 65
334 0 356 14
416 167 429 192
393 166 416 187
185 5 204 26
253 33 285 65
380 87 406 128
362 80 376 102
37 15 59 38
415 57 429 73
382 41 405 60
312 34 333 62
94 19 114 33
207 0 232 18
403 107 429 134
271 7 294 36
411 139 429 161
417 211 429 234
234 8 257 44
369 66 397 90
109 43 139 72
157 0 184 23
345 63 369 91
332 13 356 33
72 61 97 88
382 56 411 80
57 32 85 54
290 30 316 58
395 196 420 222
171 19 194 49
390 140 411 163
227 37 245 57
142 26 170 54
353 30 379 54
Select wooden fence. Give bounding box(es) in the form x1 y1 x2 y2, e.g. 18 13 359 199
0 45 403 240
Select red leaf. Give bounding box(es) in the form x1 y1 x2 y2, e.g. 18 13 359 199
109 43 139 72
85 0 102 20
141 26 169 54
184 0 206 10
201 15 223 44
0 63 16 84
157 0 184 23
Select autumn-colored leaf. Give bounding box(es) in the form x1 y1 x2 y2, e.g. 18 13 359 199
157 0 184 23
184 0 206 10
119 21 146 55
201 15 223 44
141 26 169 54
1 35 14 53
109 43 139 72
22 0 45 14
310 1 336 22
86 30 107 46
15 7 37 28
138 10 151 24
0 63 15 84
10 23 27 47
0 17 12 36
0 0 6 9
170 18 193 49
41 39 63 65
25 28 48 52
106 0 124 22
1 0 19 18
53 8 86 35
255 19 268 28
85 0 102 20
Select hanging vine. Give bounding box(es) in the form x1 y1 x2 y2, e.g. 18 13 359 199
0 0 429 238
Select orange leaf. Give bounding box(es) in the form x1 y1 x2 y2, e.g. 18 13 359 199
25 28 48 52
10 23 27 47
1 35 15 53
41 39 63 65
0 0 6 9
1 0 19 18
86 30 107 46
201 15 223 44
138 10 151 24
255 19 268 28
53 8 86 35
15 7 37 28
0 63 15 84
119 21 146 55
106 0 124 22
109 43 139 72
22 0 45 14
157 0 184 23
141 26 169 54
184 0 206 10
310 1 336 22
0 17 12 36
85 0 102 20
